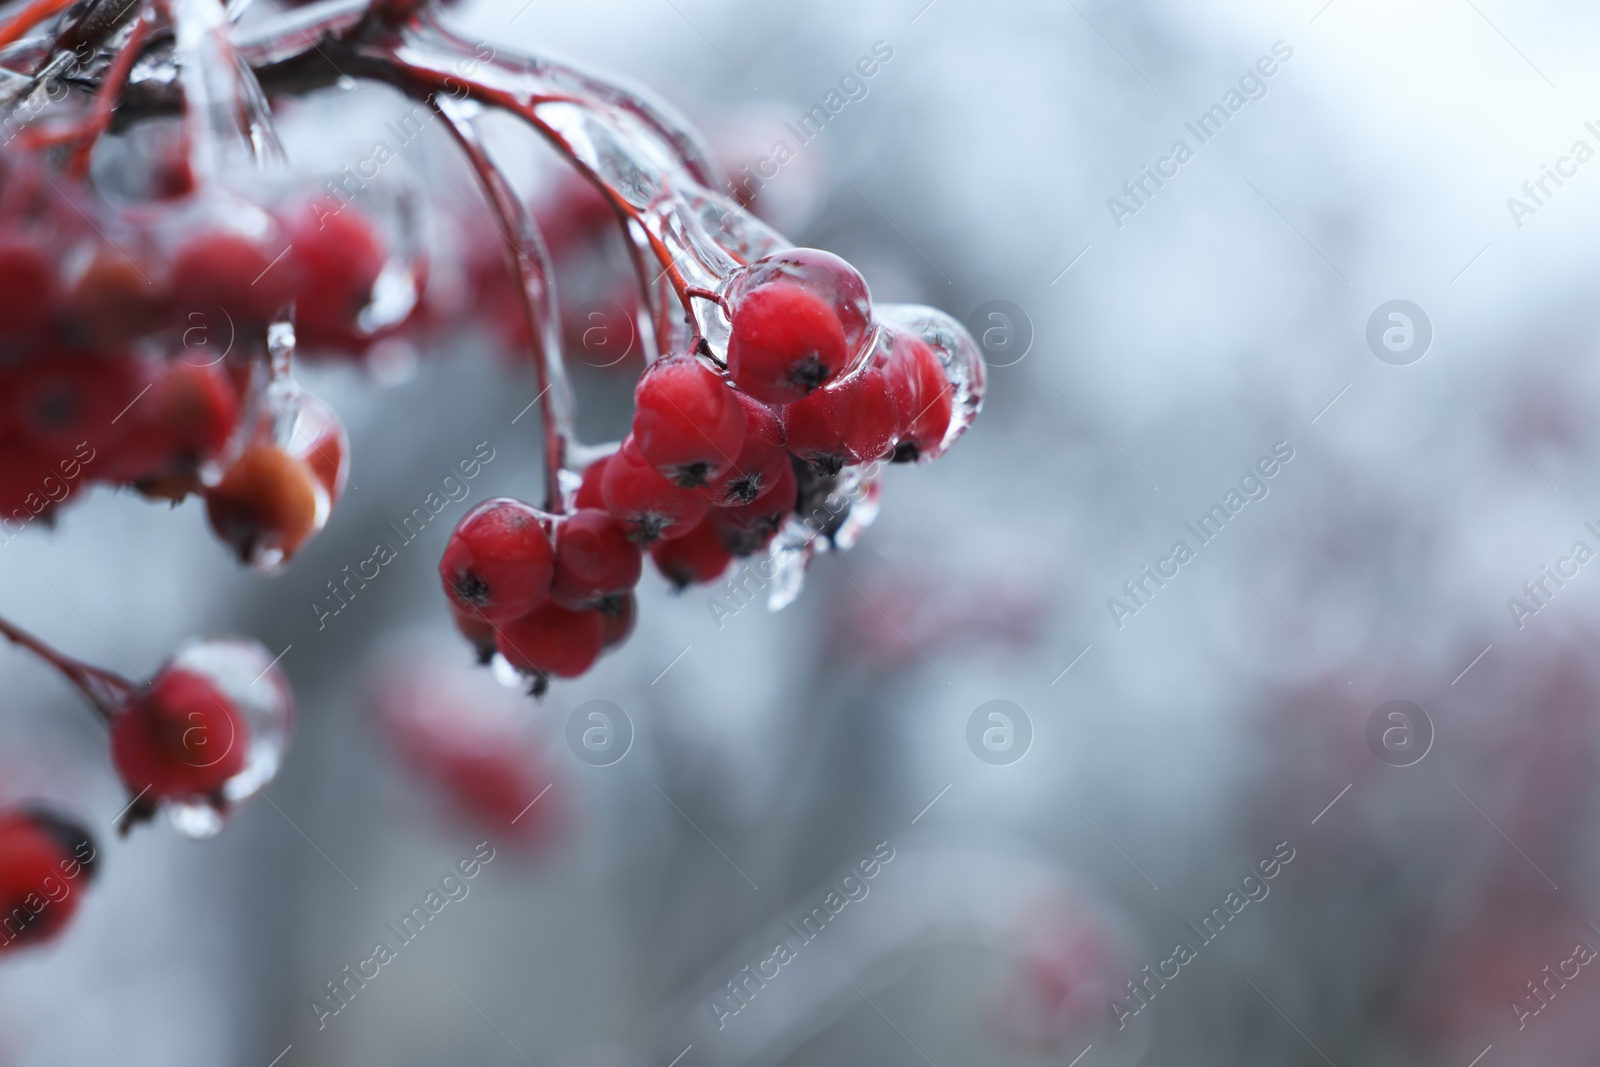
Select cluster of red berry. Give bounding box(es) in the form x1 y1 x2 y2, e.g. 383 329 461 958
0 150 406 567
438 247 966 689
0 0 986 959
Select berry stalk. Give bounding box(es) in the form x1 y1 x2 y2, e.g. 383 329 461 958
0 615 130 722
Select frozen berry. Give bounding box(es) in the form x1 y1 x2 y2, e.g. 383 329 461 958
66 247 167 346
451 605 498 664
599 591 636 649
110 666 250 803
171 229 297 328
650 518 733 589
696 388 789 507
601 437 709 544
631 356 746 488
107 360 240 488
782 364 898 475
880 331 954 462
550 508 642 609
0 807 96 953
0 238 58 339
711 458 797 556
726 248 872 405
205 442 320 566
9 350 143 460
496 600 605 680
286 204 387 352
439 498 555 623
573 454 610 509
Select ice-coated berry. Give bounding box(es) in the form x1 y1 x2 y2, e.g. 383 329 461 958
601 437 709 544
110 667 250 802
439 498 555 623
650 518 733 589
204 442 321 566
0 807 97 953
550 507 642 609
726 248 872 405
782 363 898 475
286 205 387 352
496 600 606 680
696 388 789 507
573 454 610 509
171 229 297 328
711 459 798 556
631 355 746 488
879 330 954 463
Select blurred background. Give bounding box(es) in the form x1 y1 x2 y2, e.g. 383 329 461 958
6 0 1600 1063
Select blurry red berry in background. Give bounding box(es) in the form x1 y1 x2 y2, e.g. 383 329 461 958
0 238 58 339
104 359 240 488
205 441 321 566
65 247 168 347
439 497 556 623
7 350 143 460
286 205 388 353
0 807 97 953
371 654 562 847
171 229 297 329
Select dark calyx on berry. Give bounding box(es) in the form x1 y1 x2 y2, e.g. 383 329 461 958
672 460 712 489
452 570 492 608
788 352 830 395
891 440 921 464
21 807 99 884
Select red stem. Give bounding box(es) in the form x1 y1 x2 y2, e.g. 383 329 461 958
0 0 74 49
0 615 130 723
67 11 150 180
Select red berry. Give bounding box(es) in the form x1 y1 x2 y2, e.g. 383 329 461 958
550 507 642 609
65 247 168 346
105 359 240 487
650 517 733 589
286 205 387 352
782 363 898 475
601 437 709 544
711 459 798 556
599 591 637 650
451 604 498 664
171 229 297 328
727 248 872 405
0 808 96 953
205 441 321 567
696 388 789 507
574 455 610 509
0 238 58 339
110 667 251 802
880 331 954 462
8 350 143 460
631 356 747 488
438 498 555 623
496 601 605 679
